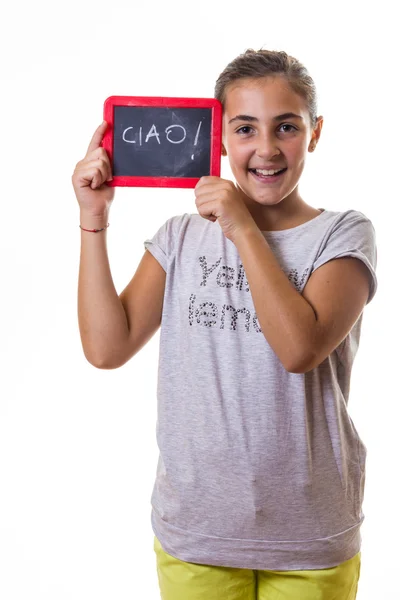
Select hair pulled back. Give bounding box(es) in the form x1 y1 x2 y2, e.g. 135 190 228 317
214 49 318 128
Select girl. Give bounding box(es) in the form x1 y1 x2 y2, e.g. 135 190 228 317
72 49 377 600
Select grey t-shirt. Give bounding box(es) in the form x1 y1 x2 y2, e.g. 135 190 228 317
143 208 378 570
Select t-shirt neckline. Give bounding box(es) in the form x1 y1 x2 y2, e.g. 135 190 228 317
261 209 327 236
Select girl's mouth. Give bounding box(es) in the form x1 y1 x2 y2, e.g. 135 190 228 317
249 168 287 183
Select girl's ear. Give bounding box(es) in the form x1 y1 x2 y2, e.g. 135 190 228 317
221 143 227 156
309 116 323 151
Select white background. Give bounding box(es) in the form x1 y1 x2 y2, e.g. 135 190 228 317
0 1 397 598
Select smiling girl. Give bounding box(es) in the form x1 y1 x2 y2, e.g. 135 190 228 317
73 48 377 600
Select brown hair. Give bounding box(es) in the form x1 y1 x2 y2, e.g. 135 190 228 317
214 48 318 129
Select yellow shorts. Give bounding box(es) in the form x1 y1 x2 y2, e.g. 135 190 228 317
154 536 361 600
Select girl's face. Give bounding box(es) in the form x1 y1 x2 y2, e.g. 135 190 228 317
222 76 322 212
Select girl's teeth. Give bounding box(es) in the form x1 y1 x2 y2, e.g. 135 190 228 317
256 168 282 175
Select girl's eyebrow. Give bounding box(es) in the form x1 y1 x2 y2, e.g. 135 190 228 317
228 112 303 124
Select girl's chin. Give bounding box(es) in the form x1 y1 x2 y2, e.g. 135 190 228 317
236 172 298 204
239 181 285 203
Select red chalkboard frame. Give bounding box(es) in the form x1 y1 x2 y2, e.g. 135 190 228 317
102 96 223 188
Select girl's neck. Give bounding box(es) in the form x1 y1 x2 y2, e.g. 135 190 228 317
240 186 321 232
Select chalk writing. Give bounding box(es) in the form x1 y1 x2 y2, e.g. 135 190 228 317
122 122 202 146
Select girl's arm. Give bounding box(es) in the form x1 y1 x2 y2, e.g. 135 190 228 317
78 214 166 369
232 227 370 373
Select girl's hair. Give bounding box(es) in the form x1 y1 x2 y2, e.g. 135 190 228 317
214 48 318 129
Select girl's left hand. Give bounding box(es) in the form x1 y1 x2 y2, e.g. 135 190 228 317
194 176 257 243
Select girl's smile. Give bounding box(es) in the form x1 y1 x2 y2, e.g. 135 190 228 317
248 167 288 183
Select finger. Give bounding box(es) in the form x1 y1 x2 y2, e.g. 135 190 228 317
87 167 108 190
195 179 226 197
86 157 110 183
195 176 221 188
196 198 217 219
73 167 103 190
200 210 218 223
86 121 109 156
194 187 219 202
85 148 113 180
75 159 110 188
195 176 209 190
88 146 110 161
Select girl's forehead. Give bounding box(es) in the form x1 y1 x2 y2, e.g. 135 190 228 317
223 76 308 117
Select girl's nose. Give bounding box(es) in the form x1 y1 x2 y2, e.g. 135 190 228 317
255 135 281 160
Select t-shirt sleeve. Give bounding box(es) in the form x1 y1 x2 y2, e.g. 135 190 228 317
143 214 186 273
311 210 378 304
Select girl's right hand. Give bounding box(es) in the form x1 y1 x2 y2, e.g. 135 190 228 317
72 121 115 218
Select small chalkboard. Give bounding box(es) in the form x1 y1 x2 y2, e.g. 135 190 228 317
102 96 222 188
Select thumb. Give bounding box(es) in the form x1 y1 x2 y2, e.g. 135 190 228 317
86 121 108 156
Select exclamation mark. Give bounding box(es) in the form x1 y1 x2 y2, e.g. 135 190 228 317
191 120 202 160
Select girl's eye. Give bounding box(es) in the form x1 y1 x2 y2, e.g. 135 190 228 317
235 126 253 135
279 124 297 133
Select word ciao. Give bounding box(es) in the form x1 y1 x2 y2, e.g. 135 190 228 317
122 121 203 146
188 256 263 333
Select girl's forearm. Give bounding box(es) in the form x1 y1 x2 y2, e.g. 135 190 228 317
232 226 317 373
78 213 129 368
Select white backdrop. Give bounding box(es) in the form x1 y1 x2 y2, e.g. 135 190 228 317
0 1 397 598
